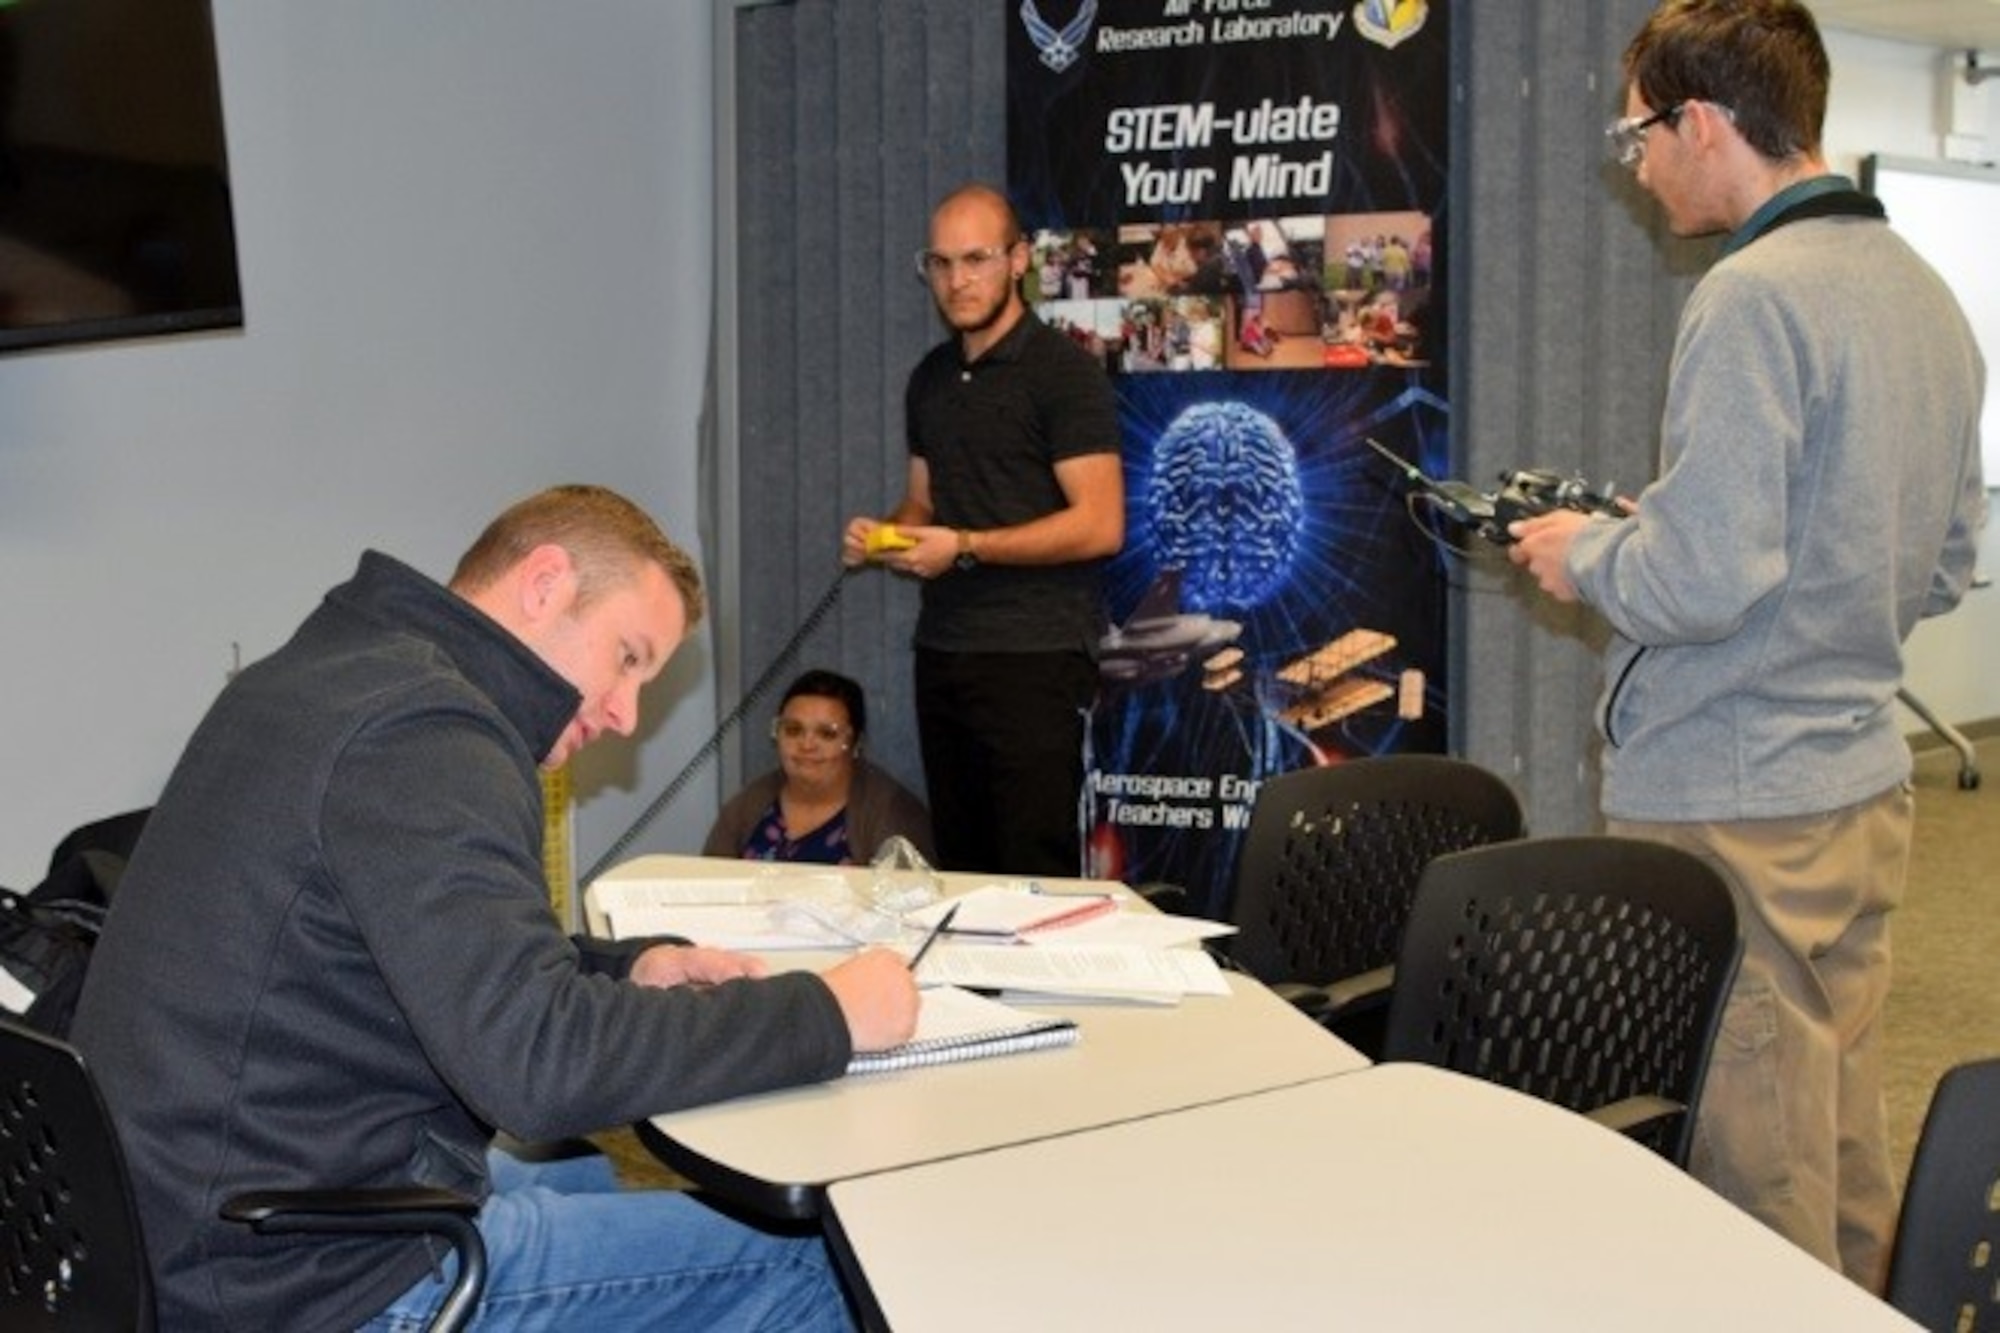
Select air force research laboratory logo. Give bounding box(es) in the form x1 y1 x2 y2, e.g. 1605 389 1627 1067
1021 0 1098 72
1354 0 1427 49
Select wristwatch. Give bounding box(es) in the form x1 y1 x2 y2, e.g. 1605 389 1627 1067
954 529 979 571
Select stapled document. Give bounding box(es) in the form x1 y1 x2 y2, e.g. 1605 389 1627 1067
902 883 1120 939
915 943 1231 1002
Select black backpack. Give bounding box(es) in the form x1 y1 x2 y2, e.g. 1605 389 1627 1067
0 810 149 1037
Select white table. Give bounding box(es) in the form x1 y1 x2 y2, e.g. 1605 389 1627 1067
823 1063 1919 1332
639 972 1367 1218
596 854 1366 1217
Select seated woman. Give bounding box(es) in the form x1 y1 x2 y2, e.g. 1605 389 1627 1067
702 669 935 865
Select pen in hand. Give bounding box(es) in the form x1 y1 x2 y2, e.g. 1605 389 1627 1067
907 902 960 973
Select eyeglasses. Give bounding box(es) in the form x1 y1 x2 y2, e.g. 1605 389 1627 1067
1606 101 1734 169
1606 103 1685 168
772 718 853 748
914 245 1014 283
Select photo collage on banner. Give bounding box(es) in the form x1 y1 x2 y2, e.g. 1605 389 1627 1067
1008 0 1451 914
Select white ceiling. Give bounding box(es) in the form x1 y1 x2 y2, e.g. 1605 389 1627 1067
1812 0 2000 55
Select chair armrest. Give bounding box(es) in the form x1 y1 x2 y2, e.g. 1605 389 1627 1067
222 1187 485 1333
1585 1095 1684 1139
1319 965 1394 1016
222 1186 479 1224
1269 981 1333 1019
1270 965 1395 1025
1130 881 1191 915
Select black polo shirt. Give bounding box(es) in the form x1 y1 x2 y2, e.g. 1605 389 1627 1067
904 310 1120 653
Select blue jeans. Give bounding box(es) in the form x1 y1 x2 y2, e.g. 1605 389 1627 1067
359 1147 853 1331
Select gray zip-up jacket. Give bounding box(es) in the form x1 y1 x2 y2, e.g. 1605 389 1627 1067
72 552 850 1331
1568 206 1985 822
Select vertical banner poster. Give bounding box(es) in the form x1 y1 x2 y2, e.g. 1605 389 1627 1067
1008 0 1451 915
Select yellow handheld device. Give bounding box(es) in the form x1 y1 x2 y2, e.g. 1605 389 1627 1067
865 524 918 558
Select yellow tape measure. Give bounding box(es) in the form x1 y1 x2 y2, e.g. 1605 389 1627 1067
540 765 574 928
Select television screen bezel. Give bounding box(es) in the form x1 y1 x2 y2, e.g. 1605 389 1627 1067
0 0 245 357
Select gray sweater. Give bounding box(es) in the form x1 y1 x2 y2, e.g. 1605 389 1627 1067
72 553 851 1331
1568 209 1986 821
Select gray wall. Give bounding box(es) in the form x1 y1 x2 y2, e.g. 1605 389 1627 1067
0 0 720 888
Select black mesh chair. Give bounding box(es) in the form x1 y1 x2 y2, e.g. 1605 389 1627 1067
0 1016 486 1332
1380 835 1741 1168
1222 755 1524 1058
1886 1056 2000 1331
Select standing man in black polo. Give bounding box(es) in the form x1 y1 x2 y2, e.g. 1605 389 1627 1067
844 183 1124 876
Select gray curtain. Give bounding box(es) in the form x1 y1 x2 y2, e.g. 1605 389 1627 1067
1453 1 1711 833
719 0 1706 852
720 0 1006 808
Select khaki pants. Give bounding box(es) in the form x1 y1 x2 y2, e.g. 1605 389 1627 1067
1611 781 1912 1294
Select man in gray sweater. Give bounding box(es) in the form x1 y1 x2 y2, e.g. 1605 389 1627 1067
1510 0 1985 1294
74 485 918 1330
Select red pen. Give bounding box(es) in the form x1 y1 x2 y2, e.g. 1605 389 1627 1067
1016 891 1118 934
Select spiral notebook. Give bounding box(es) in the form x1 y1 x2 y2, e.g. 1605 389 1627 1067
847 985 1080 1076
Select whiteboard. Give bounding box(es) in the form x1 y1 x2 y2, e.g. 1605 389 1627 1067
1861 154 2000 482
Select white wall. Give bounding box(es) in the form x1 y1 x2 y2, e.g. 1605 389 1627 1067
1823 28 2000 737
0 0 720 887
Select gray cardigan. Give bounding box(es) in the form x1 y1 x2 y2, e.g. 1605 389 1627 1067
1567 209 1985 821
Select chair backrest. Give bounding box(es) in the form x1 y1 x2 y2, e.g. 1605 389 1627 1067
1887 1056 2000 1330
1225 755 1524 991
1380 836 1741 1167
0 1016 154 1331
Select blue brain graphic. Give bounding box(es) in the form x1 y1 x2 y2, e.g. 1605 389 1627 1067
1146 401 1303 610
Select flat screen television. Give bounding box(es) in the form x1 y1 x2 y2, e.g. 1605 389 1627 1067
0 0 243 355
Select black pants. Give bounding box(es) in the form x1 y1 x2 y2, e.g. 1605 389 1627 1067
913 647 1096 877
